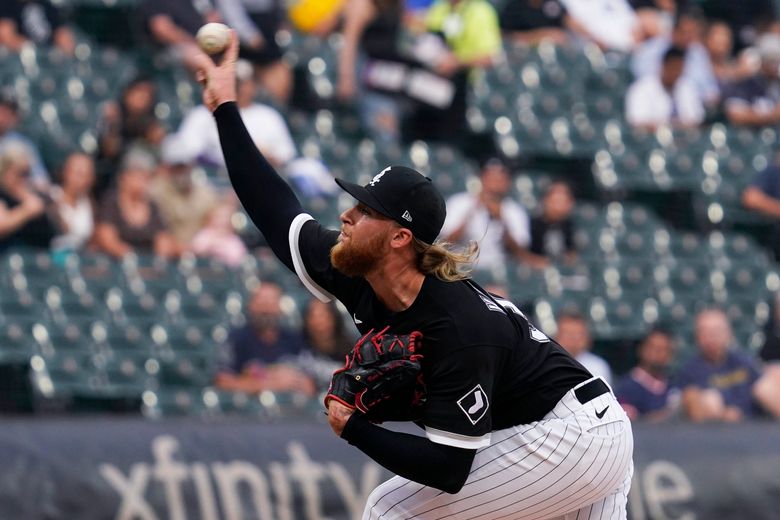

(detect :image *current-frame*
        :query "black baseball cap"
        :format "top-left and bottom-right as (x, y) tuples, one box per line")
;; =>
(335, 166), (446, 244)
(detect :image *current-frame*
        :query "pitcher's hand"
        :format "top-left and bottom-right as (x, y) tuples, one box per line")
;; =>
(193, 30), (240, 112)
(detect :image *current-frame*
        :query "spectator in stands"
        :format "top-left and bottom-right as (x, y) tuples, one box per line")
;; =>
(149, 138), (219, 251)
(616, 327), (680, 422)
(499, 0), (570, 46)
(290, 299), (355, 392)
(0, 143), (60, 252)
(741, 156), (780, 260)
(555, 311), (613, 385)
(335, 0), (408, 144)
(630, 0), (675, 41)
(97, 76), (159, 185)
(215, 283), (316, 395)
(412, 0), (502, 142)
(559, 0), (641, 52)
(50, 152), (96, 254)
(93, 156), (178, 259)
(722, 33), (780, 127)
(440, 158), (530, 274)
(191, 194), (248, 267)
(632, 8), (720, 105)
(173, 60), (296, 169)
(522, 180), (577, 269)
(138, 0), (221, 72)
(759, 292), (780, 400)
(120, 116), (168, 173)
(676, 308), (780, 422)
(698, 0), (775, 51)
(0, 90), (49, 189)
(705, 21), (758, 88)
(626, 46), (705, 130)
(214, 0), (292, 104)
(760, 292), (780, 364)
(0, 0), (75, 56)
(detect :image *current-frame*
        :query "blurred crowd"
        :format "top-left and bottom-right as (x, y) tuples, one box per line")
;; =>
(2, 0), (780, 423)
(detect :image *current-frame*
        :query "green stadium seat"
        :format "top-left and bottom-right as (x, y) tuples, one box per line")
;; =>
(654, 261), (713, 302)
(44, 286), (107, 326)
(705, 231), (770, 267)
(0, 321), (36, 364)
(0, 292), (38, 320)
(142, 387), (207, 418)
(31, 350), (96, 398)
(90, 320), (152, 353)
(659, 231), (703, 262)
(506, 265), (547, 306)
(594, 260), (655, 298)
(201, 387), (269, 417)
(534, 292), (592, 333)
(147, 350), (216, 388)
(151, 323), (212, 354)
(589, 296), (648, 341)
(104, 287), (159, 322)
(94, 350), (150, 397)
(709, 264), (771, 300)
(721, 295), (770, 332)
(32, 321), (95, 359)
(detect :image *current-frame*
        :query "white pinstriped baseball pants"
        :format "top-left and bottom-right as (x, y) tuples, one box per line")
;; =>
(362, 377), (634, 520)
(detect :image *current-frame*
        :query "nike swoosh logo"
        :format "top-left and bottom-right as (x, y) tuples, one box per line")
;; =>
(353, 314), (363, 324)
(596, 406), (609, 419)
(468, 392), (484, 414)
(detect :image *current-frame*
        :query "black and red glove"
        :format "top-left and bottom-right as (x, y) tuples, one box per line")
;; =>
(325, 326), (426, 422)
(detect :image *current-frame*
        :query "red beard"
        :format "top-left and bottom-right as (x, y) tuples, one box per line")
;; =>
(330, 229), (389, 277)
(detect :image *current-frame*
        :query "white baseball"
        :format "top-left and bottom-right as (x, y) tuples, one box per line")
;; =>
(196, 23), (230, 55)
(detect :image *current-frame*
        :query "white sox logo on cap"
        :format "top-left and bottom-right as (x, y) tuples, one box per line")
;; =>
(333, 165), (446, 244)
(369, 167), (391, 186)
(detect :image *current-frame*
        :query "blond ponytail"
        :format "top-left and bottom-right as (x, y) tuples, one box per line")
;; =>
(413, 238), (479, 282)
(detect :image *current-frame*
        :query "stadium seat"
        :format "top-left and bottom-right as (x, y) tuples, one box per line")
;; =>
(705, 231), (770, 268)
(94, 350), (150, 398)
(142, 387), (207, 418)
(32, 321), (95, 359)
(146, 350), (216, 388)
(44, 286), (107, 326)
(654, 261), (713, 302)
(589, 296), (648, 341)
(594, 260), (655, 298)
(202, 387), (269, 417)
(0, 292), (38, 320)
(534, 292), (593, 334)
(90, 320), (152, 353)
(506, 264), (547, 306)
(104, 287), (159, 322)
(0, 321), (36, 365)
(31, 350), (96, 398)
(150, 322), (215, 354)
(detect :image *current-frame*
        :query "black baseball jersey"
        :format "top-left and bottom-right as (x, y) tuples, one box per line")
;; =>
(290, 215), (592, 450)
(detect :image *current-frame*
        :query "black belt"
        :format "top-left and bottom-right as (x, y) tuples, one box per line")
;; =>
(574, 378), (610, 405)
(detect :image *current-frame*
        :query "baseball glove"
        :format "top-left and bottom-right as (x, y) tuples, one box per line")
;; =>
(325, 326), (426, 422)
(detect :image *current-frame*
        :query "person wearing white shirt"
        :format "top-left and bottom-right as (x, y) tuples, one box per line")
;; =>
(631, 10), (720, 105)
(50, 152), (95, 252)
(626, 46), (705, 129)
(559, 0), (640, 52)
(173, 60), (296, 169)
(440, 159), (530, 273)
(555, 311), (613, 386)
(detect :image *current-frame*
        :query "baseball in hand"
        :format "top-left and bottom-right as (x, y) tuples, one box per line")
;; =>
(196, 23), (231, 55)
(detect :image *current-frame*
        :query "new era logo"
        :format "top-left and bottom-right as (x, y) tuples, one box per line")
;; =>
(401, 210), (412, 222)
(457, 384), (489, 425)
